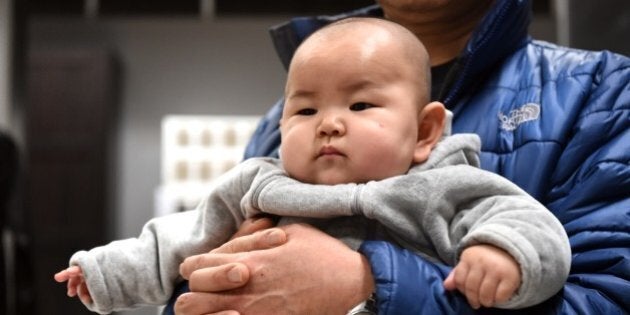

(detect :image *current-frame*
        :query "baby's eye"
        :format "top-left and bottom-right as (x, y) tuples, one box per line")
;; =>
(297, 108), (317, 116)
(349, 102), (375, 111)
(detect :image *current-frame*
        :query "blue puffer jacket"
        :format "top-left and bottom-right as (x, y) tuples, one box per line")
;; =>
(244, 1), (630, 314)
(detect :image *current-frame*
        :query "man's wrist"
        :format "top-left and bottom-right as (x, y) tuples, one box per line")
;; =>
(346, 292), (377, 315)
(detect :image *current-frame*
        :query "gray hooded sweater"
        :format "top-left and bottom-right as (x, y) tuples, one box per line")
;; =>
(70, 134), (571, 314)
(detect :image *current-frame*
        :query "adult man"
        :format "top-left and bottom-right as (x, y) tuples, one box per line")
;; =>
(173, 0), (630, 314)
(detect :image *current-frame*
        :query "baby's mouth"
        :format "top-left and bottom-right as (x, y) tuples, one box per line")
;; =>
(318, 145), (345, 157)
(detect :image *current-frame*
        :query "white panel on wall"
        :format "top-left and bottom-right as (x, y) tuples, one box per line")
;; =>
(155, 115), (260, 216)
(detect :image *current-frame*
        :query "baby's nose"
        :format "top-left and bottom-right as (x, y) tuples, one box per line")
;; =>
(317, 115), (345, 137)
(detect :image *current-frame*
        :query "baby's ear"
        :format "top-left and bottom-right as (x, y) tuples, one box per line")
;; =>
(413, 102), (446, 164)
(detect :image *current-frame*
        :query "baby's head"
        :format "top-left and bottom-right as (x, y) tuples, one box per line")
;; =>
(280, 17), (445, 185)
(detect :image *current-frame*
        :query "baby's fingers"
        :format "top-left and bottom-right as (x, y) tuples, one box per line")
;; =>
(494, 279), (519, 304)
(443, 271), (457, 291)
(449, 262), (470, 294)
(66, 266), (82, 276)
(77, 281), (93, 305)
(66, 269), (85, 297)
(463, 268), (484, 309)
(54, 266), (82, 282)
(54, 270), (70, 282)
(67, 275), (82, 297)
(478, 275), (499, 307)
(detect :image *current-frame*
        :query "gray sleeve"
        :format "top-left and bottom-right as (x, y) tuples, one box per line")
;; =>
(358, 165), (571, 309)
(243, 171), (359, 218)
(71, 210), (221, 314)
(68, 159), (274, 314)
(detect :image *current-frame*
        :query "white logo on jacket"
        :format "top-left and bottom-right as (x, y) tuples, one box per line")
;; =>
(498, 103), (540, 131)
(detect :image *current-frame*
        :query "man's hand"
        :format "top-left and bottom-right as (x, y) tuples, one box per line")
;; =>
(443, 244), (521, 309)
(176, 223), (375, 315)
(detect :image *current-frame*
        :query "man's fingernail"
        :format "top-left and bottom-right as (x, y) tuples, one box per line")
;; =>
(265, 230), (284, 245)
(227, 266), (243, 283)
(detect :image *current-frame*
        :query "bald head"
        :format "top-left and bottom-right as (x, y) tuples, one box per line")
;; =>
(289, 17), (432, 104)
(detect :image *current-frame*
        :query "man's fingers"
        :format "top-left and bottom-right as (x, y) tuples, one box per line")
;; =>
(180, 228), (286, 279)
(212, 228), (287, 254)
(180, 252), (241, 280)
(175, 292), (240, 315)
(189, 263), (250, 292)
(231, 215), (277, 240)
(180, 226), (286, 279)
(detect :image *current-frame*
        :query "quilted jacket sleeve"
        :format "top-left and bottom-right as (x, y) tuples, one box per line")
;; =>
(360, 241), (476, 315)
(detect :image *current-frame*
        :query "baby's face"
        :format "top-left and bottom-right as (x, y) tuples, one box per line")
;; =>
(280, 27), (424, 185)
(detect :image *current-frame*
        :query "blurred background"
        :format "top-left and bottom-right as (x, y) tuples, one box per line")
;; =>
(0, 0), (628, 314)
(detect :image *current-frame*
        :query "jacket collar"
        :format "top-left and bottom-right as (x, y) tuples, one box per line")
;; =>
(443, 0), (531, 105)
(269, 0), (531, 106)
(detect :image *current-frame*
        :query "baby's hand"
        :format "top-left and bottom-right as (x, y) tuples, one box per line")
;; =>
(54, 266), (92, 305)
(443, 244), (521, 309)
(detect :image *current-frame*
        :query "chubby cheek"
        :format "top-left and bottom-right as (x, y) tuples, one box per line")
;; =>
(355, 124), (416, 177)
(280, 131), (312, 181)
(358, 147), (412, 179)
